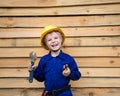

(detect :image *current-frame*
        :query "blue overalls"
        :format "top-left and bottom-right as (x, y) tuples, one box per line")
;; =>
(34, 50), (81, 96)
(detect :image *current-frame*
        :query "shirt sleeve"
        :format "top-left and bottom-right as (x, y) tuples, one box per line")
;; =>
(33, 58), (45, 82)
(68, 57), (81, 80)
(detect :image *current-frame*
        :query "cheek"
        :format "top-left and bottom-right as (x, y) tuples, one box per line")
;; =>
(59, 38), (63, 44)
(58, 35), (63, 43)
(46, 41), (50, 46)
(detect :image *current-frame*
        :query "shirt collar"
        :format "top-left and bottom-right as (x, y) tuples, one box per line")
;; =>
(45, 50), (65, 61)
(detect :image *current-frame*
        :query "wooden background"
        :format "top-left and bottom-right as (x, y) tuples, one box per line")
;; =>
(0, 0), (120, 96)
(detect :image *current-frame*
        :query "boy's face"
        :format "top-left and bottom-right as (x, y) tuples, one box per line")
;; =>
(44, 32), (62, 52)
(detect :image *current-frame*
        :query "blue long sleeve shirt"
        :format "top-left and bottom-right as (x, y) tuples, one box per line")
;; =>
(33, 50), (81, 95)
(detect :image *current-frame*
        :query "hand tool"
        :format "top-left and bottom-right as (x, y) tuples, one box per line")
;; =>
(29, 51), (37, 83)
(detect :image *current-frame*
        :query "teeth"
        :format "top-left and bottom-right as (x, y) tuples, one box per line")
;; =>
(52, 44), (57, 47)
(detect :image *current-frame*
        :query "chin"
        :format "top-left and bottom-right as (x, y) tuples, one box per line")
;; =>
(52, 49), (59, 52)
(51, 47), (61, 52)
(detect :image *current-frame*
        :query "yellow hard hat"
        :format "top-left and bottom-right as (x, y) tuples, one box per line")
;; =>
(40, 25), (65, 50)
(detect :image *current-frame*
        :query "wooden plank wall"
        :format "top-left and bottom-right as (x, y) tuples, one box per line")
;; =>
(0, 0), (120, 96)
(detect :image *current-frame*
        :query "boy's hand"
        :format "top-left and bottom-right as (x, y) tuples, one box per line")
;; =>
(62, 64), (71, 77)
(28, 63), (37, 72)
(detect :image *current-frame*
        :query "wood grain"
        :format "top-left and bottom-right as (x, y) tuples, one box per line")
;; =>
(0, 78), (120, 88)
(0, 88), (120, 96)
(0, 57), (120, 68)
(0, 0), (119, 7)
(1, 37), (120, 47)
(0, 47), (120, 57)
(0, 4), (119, 16)
(0, 26), (120, 38)
(0, 68), (119, 77)
(0, 15), (119, 27)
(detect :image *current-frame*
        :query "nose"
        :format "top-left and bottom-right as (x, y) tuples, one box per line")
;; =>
(51, 38), (56, 43)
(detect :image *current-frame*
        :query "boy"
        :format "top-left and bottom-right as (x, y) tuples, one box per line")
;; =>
(28, 25), (81, 96)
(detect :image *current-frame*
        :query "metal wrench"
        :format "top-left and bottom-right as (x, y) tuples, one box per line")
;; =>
(29, 51), (37, 83)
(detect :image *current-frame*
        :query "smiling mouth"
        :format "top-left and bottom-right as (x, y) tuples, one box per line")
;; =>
(51, 44), (58, 48)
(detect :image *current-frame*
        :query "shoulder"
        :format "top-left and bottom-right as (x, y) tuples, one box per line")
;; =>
(38, 53), (51, 67)
(61, 51), (77, 65)
(62, 51), (74, 60)
(38, 52), (51, 64)
(40, 53), (50, 61)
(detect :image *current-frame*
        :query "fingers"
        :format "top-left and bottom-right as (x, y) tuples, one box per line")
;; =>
(63, 64), (68, 70)
(28, 63), (37, 71)
(62, 64), (71, 77)
(65, 64), (68, 69)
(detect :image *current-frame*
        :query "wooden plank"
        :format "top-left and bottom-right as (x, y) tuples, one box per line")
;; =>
(76, 58), (120, 68)
(0, 26), (120, 38)
(70, 78), (120, 88)
(0, 15), (120, 27)
(0, 88), (120, 96)
(1, 36), (120, 47)
(72, 88), (120, 96)
(80, 68), (120, 77)
(0, 0), (119, 7)
(0, 58), (120, 68)
(0, 4), (120, 16)
(0, 47), (120, 57)
(0, 78), (120, 88)
(0, 68), (119, 78)
(0, 68), (28, 77)
(0, 78), (44, 88)
(0, 88), (42, 96)
(0, 58), (39, 67)
(65, 37), (120, 47)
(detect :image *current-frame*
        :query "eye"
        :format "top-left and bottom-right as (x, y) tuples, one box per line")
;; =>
(54, 36), (58, 39)
(47, 39), (52, 41)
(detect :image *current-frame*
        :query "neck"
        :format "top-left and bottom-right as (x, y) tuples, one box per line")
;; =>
(51, 50), (61, 57)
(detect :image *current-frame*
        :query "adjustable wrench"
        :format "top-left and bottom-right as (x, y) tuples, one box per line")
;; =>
(29, 51), (37, 83)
